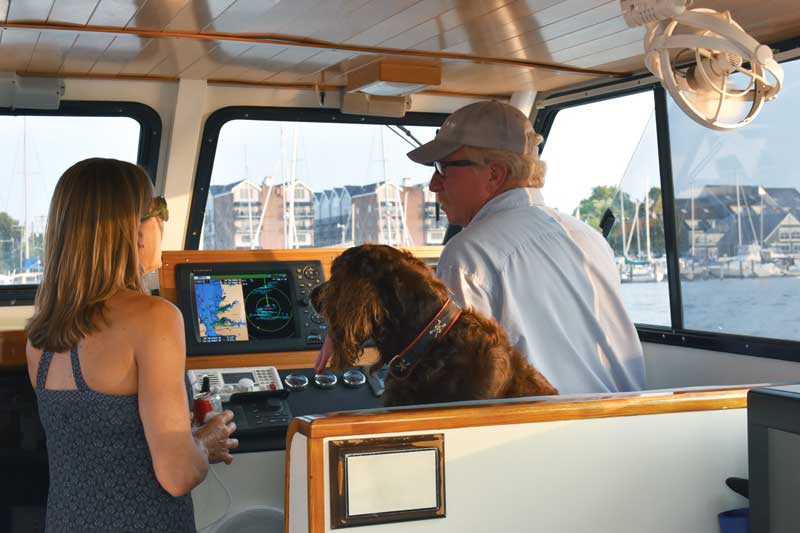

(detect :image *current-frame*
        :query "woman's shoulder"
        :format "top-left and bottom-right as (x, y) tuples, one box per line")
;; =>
(109, 290), (183, 328)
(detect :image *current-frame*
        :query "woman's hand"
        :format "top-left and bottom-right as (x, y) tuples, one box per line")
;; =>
(194, 410), (239, 465)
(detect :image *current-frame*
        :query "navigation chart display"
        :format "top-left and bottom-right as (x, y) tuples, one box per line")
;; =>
(192, 272), (296, 343)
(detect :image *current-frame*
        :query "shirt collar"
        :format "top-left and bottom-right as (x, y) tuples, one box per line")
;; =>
(469, 187), (546, 226)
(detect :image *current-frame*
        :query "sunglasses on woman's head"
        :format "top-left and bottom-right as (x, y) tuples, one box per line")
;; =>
(141, 196), (169, 222)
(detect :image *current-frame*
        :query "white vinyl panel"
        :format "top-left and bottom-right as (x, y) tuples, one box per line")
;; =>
(0, 28), (40, 72)
(265, 49), (353, 84)
(47, 0), (100, 25)
(309, 0), (420, 43)
(0, 1), (8, 23)
(147, 39), (215, 77)
(246, 45), (329, 83)
(87, 0), (147, 27)
(118, 37), (176, 76)
(59, 32), (116, 73)
(546, 25), (644, 65)
(375, 0), (522, 50)
(288, 434), (309, 533)
(164, 0), (237, 32)
(206, 0), (319, 34)
(206, 42), (287, 81)
(6, 0), (54, 21)
(126, 0), (191, 30)
(345, 0), (457, 46)
(409, 0), (566, 53)
(88, 34), (149, 75)
(179, 40), (252, 79)
(25, 28), (78, 73)
(273, 0), (373, 40)
(443, 1), (621, 57)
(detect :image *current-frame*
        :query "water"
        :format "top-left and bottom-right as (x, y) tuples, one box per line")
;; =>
(620, 277), (800, 341)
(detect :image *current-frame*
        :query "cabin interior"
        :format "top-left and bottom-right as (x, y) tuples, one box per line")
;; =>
(2, 1), (800, 532)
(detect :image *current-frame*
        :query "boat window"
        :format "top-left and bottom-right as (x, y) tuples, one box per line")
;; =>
(541, 90), (669, 327)
(668, 58), (800, 341)
(0, 102), (160, 304)
(196, 113), (443, 251)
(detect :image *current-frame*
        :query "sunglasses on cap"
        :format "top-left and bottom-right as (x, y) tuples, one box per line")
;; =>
(433, 159), (478, 177)
(141, 196), (169, 222)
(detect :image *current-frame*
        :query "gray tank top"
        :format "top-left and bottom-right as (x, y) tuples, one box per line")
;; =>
(35, 346), (196, 532)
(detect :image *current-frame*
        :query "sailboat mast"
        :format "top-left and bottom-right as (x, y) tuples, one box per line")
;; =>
(645, 178), (651, 261)
(690, 180), (695, 257)
(379, 128), (392, 245)
(23, 117), (29, 265)
(620, 192), (627, 257)
(736, 173), (742, 248)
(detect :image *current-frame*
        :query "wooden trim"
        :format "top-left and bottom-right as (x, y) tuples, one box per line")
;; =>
(0, 330), (27, 368)
(284, 419), (300, 533)
(1, 21), (628, 78)
(293, 386), (752, 440)
(308, 437), (326, 533)
(328, 434), (445, 529)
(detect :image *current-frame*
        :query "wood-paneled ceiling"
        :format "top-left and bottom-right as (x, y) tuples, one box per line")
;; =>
(0, 0), (798, 97)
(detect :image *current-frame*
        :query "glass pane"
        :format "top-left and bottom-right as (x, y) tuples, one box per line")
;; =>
(542, 91), (669, 326)
(0, 116), (141, 286)
(202, 120), (443, 250)
(669, 58), (800, 340)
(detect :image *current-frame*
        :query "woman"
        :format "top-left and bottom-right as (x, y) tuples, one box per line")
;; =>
(25, 158), (237, 532)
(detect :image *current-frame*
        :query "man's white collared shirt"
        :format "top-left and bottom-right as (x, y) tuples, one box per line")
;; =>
(436, 187), (646, 394)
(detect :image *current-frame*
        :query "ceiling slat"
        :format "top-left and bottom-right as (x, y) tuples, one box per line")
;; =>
(179, 41), (252, 79)
(59, 32), (117, 73)
(165, 0), (237, 32)
(309, 0), (420, 43)
(0, 1), (10, 23)
(89, 34), (148, 75)
(148, 39), (215, 77)
(7, 0), (54, 21)
(87, 0), (147, 27)
(207, 0), (319, 34)
(127, 0), (192, 31)
(25, 27), (77, 73)
(206, 42), (288, 81)
(48, 0), (100, 25)
(0, 28), (40, 72)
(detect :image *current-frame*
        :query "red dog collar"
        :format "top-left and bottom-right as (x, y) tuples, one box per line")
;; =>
(387, 297), (462, 380)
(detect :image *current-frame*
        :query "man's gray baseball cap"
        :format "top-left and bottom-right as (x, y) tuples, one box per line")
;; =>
(407, 100), (536, 165)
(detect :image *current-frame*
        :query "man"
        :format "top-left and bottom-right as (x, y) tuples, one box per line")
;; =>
(407, 101), (645, 394)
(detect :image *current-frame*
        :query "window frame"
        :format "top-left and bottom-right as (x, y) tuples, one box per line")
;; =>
(536, 73), (800, 364)
(186, 106), (448, 250)
(0, 100), (162, 306)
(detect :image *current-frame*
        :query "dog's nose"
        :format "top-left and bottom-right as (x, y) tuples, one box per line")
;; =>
(310, 282), (325, 314)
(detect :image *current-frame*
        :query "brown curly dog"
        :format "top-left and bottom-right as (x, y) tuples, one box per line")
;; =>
(310, 244), (557, 406)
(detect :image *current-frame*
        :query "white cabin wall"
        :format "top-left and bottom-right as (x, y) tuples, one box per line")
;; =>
(294, 409), (748, 533)
(643, 341), (800, 389)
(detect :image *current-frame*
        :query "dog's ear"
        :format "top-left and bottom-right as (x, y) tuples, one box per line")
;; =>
(330, 278), (384, 369)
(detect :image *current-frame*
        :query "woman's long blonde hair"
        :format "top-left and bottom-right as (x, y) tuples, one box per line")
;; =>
(26, 158), (154, 352)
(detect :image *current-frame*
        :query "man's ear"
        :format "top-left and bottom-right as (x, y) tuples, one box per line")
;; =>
(486, 160), (510, 193)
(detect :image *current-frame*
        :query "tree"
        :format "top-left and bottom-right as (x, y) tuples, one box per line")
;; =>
(576, 186), (666, 258)
(0, 212), (20, 274)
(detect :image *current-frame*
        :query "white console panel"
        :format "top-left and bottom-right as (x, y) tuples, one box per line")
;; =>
(188, 366), (283, 401)
(192, 450), (285, 533)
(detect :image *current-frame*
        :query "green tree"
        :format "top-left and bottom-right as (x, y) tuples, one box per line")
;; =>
(0, 212), (20, 274)
(576, 186), (666, 258)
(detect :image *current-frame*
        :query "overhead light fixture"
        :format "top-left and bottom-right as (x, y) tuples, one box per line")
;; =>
(346, 57), (442, 96)
(0, 72), (64, 110)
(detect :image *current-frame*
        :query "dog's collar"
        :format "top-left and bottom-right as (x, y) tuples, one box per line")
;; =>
(387, 297), (462, 380)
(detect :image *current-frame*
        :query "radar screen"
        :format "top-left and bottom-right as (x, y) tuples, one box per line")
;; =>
(192, 271), (296, 343)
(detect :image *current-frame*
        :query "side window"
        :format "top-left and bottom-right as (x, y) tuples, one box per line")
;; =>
(0, 113), (143, 291)
(669, 58), (800, 341)
(541, 90), (669, 326)
(200, 118), (444, 250)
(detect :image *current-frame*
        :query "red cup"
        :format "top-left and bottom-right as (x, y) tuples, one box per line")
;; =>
(193, 397), (213, 426)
